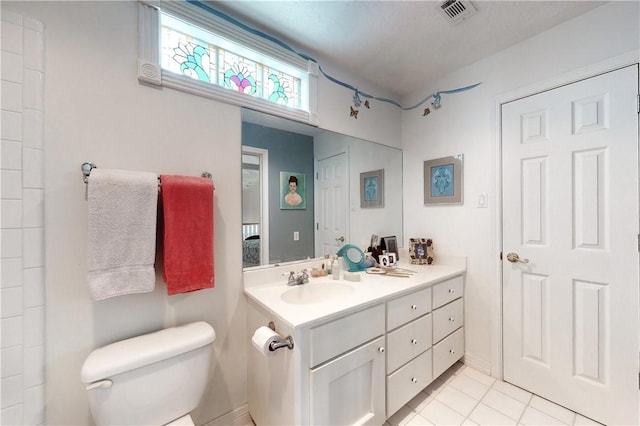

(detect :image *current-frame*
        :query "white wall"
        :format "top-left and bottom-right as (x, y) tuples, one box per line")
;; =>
(0, 1), (400, 425)
(401, 2), (640, 371)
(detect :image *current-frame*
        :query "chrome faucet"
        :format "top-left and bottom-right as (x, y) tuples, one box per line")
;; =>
(286, 269), (309, 286)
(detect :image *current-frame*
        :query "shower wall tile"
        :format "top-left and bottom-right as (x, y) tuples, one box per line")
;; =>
(22, 109), (43, 149)
(1, 404), (24, 426)
(1, 346), (23, 378)
(1, 258), (22, 288)
(22, 228), (43, 268)
(1, 374), (22, 408)
(22, 148), (43, 188)
(1, 170), (22, 199)
(1, 199), (22, 228)
(1, 316), (23, 348)
(1, 140), (22, 170)
(23, 306), (44, 348)
(23, 346), (44, 388)
(22, 69), (43, 111)
(23, 267), (44, 308)
(22, 189), (43, 228)
(23, 384), (44, 425)
(1, 287), (23, 318)
(1, 19), (23, 55)
(1, 51), (23, 83)
(1, 228), (22, 258)
(2, 80), (22, 112)
(1, 12), (45, 425)
(1, 110), (22, 141)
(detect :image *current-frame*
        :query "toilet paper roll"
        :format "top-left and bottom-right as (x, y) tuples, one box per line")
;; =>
(252, 326), (280, 357)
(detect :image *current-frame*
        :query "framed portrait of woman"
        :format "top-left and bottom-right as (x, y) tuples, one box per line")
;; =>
(280, 172), (306, 209)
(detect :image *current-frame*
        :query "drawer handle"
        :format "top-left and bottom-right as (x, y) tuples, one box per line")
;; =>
(411, 339), (418, 345)
(411, 377), (418, 384)
(411, 304), (417, 310)
(378, 347), (385, 353)
(449, 317), (455, 322)
(449, 349), (455, 355)
(448, 289), (455, 294)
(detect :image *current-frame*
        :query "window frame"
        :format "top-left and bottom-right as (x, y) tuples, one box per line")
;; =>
(138, 1), (319, 125)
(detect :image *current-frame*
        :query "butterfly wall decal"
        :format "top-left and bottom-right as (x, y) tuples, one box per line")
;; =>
(350, 106), (359, 119)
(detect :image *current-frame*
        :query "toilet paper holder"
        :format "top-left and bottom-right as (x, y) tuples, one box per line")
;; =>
(267, 321), (294, 351)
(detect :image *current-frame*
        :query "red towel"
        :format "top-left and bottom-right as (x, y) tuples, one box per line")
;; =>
(160, 175), (214, 295)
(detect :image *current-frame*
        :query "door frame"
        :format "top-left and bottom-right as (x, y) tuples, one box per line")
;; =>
(489, 50), (640, 379)
(242, 145), (270, 266)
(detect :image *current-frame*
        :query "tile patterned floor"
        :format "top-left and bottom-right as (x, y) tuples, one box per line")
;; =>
(385, 363), (603, 426)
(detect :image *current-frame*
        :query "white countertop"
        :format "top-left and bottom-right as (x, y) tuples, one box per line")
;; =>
(244, 258), (466, 329)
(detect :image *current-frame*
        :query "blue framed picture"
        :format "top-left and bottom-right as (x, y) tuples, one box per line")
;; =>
(424, 155), (463, 205)
(360, 169), (384, 208)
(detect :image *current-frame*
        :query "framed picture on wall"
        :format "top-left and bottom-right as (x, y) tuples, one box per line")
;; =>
(424, 154), (463, 205)
(280, 172), (306, 209)
(360, 169), (384, 208)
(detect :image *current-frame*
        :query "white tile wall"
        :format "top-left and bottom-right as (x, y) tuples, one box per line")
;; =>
(0, 11), (46, 426)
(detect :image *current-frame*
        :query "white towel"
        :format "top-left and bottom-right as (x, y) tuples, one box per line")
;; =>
(87, 168), (158, 300)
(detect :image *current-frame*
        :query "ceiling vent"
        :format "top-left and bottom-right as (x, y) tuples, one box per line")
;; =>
(437, 0), (477, 24)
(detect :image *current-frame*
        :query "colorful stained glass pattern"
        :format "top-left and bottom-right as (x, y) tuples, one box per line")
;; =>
(160, 18), (302, 109)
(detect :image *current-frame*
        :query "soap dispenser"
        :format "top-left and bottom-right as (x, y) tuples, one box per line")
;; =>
(332, 256), (341, 280)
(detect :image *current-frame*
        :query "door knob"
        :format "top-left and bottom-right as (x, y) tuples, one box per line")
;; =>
(336, 236), (345, 243)
(506, 252), (529, 264)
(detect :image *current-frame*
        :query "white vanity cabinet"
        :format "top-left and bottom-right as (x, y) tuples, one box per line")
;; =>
(309, 304), (386, 426)
(431, 276), (464, 378)
(385, 287), (433, 416)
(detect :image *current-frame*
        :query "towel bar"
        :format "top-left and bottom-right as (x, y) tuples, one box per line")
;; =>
(81, 162), (212, 185)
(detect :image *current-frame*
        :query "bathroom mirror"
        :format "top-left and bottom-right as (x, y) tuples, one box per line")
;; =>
(241, 109), (403, 269)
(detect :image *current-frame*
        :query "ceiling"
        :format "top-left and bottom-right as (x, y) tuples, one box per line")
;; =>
(208, 1), (606, 99)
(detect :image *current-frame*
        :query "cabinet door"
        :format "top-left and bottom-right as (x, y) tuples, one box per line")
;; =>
(311, 336), (385, 425)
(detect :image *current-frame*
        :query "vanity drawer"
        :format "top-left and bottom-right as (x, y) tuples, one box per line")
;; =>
(310, 304), (385, 367)
(386, 349), (433, 417)
(433, 327), (464, 379)
(432, 276), (463, 309)
(433, 298), (463, 343)
(387, 287), (431, 331)
(386, 314), (431, 373)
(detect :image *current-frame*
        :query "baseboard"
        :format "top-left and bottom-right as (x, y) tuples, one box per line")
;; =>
(202, 405), (253, 426)
(462, 353), (492, 376)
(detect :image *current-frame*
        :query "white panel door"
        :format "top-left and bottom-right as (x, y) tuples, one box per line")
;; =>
(502, 65), (639, 425)
(316, 153), (348, 257)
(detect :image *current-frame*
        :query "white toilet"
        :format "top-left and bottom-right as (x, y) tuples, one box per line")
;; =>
(81, 321), (216, 426)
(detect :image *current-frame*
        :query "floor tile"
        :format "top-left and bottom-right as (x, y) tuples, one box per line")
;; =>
(434, 385), (479, 417)
(573, 413), (603, 425)
(520, 406), (569, 425)
(490, 380), (532, 405)
(419, 399), (466, 425)
(447, 373), (491, 400)
(529, 395), (575, 424)
(405, 413), (434, 426)
(480, 388), (526, 421)
(459, 366), (496, 387)
(387, 405), (417, 426)
(406, 391), (434, 413)
(468, 402), (517, 425)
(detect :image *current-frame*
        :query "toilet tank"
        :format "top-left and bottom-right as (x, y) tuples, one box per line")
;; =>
(81, 322), (216, 426)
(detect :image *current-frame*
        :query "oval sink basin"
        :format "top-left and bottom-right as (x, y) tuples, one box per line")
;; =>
(280, 282), (355, 305)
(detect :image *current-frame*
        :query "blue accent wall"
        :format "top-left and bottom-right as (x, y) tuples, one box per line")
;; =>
(242, 122), (315, 263)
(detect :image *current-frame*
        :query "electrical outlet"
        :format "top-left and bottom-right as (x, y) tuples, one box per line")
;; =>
(294, 231), (299, 241)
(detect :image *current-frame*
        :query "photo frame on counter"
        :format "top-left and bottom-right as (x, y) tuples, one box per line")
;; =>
(409, 238), (433, 265)
(424, 154), (463, 205)
(280, 172), (306, 209)
(381, 236), (398, 260)
(360, 169), (384, 208)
